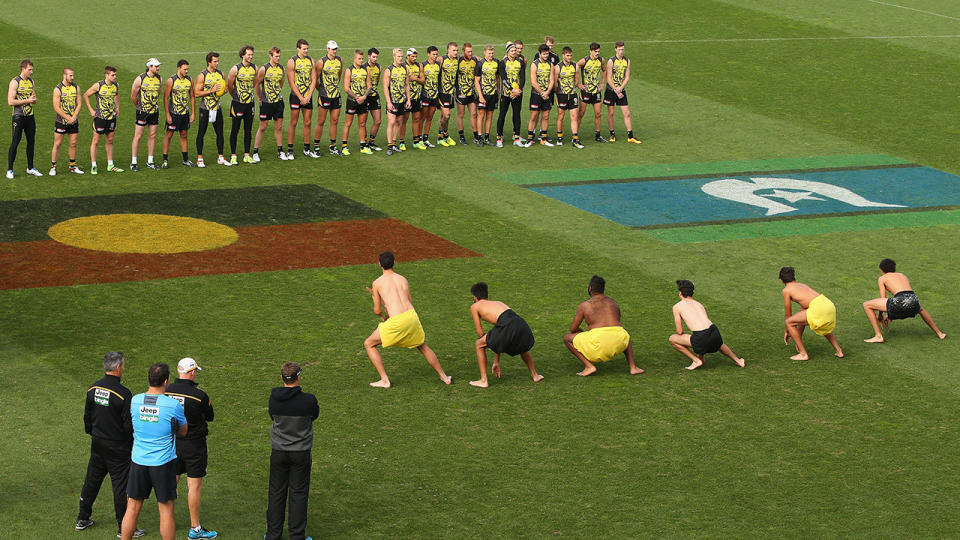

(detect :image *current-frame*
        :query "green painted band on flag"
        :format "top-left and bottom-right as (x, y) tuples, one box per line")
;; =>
(0, 184), (385, 243)
(495, 154), (913, 186)
(646, 208), (960, 243)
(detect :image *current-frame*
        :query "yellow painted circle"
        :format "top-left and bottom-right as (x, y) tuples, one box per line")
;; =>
(48, 214), (239, 254)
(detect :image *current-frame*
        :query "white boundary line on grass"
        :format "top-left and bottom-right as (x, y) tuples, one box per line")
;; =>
(867, 0), (960, 22)
(3, 35), (960, 61)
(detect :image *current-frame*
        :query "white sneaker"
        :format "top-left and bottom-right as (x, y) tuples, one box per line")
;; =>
(286, 152), (295, 160)
(251, 153), (261, 163)
(69, 166), (85, 174)
(514, 138), (526, 147)
(217, 156), (232, 166)
(495, 138), (503, 148)
(197, 158), (206, 168)
(26, 168), (43, 176)
(6, 169), (13, 179)
(49, 167), (57, 176)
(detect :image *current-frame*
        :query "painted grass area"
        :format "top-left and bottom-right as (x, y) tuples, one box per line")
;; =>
(2, 1), (960, 539)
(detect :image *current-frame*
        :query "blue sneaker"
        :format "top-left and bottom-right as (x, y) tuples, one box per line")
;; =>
(188, 525), (218, 538)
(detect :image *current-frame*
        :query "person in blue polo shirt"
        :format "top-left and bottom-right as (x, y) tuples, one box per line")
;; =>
(120, 363), (187, 540)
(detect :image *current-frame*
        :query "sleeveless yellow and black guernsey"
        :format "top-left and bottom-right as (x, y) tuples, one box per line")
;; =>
(533, 59), (551, 92)
(422, 61), (440, 99)
(557, 61), (577, 94)
(348, 65), (367, 99)
(407, 61), (422, 101)
(261, 62), (284, 104)
(13, 76), (34, 116)
(367, 62), (381, 98)
(610, 56), (629, 88)
(201, 69), (225, 110)
(291, 54), (314, 97)
(55, 81), (78, 124)
(581, 56), (604, 94)
(168, 75), (192, 115)
(318, 56), (342, 99)
(476, 58), (499, 96)
(137, 72), (161, 113)
(387, 63), (407, 104)
(95, 80), (119, 120)
(440, 56), (458, 95)
(499, 56), (524, 95)
(457, 55), (477, 97)
(233, 63), (257, 104)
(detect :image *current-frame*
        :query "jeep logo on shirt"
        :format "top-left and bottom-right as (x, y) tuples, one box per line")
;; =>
(139, 405), (160, 423)
(95, 388), (110, 407)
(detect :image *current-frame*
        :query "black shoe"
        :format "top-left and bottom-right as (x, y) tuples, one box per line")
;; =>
(595, 135), (608, 143)
(459, 135), (467, 145)
(145, 162), (159, 170)
(129, 163), (139, 172)
(75, 519), (94, 531)
(182, 160), (196, 167)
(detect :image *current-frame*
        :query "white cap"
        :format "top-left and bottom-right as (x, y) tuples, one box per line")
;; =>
(177, 357), (202, 373)
(326, 40), (339, 49)
(146, 58), (162, 67)
(406, 47), (417, 56)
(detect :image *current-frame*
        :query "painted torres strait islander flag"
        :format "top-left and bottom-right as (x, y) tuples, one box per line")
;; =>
(0, 184), (478, 290)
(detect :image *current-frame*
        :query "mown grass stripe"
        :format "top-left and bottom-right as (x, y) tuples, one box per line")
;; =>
(646, 208), (960, 243)
(496, 154), (912, 185)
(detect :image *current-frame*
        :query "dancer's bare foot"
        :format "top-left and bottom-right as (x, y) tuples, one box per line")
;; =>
(790, 353), (809, 361)
(577, 366), (597, 377)
(532, 373), (544, 383)
(441, 375), (453, 385)
(469, 379), (488, 388)
(370, 379), (391, 388)
(835, 351), (844, 358)
(864, 335), (884, 343)
(938, 332), (947, 340)
(685, 358), (703, 370)
(735, 357), (745, 368)
(630, 366), (645, 375)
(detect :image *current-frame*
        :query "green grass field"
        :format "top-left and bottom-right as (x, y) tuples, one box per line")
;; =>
(3, 1), (960, 537)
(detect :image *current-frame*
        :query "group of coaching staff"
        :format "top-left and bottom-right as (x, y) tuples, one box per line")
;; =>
(78, 353), (319, 540)
(7, 37), (641, 177)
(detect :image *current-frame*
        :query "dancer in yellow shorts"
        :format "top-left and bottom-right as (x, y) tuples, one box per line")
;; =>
(779, 266), (843, 361)
(363, 251), (451, 388)
(563, 275), (644, 376)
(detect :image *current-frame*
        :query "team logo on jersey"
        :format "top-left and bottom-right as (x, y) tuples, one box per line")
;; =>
(139, 405), (160, 422)
(95, 388), (110, 406)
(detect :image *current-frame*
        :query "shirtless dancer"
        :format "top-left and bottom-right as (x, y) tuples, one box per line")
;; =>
(468, 282), (544, 388)
(563, 275), (644, 376)
(669, 279), (745, 370)
(780, 266), (844, 361)
(862, 258), (946, 343)
(363, 251), (451, 388)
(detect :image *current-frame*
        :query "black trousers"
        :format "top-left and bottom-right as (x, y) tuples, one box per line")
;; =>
(196, 108), (224, 155)
(77, 437), (132, 528)
(8, 114), (36, 170)
(229, 112), (253, 154)
(266, 449), (312, 540)
(496, 96), (522, 138)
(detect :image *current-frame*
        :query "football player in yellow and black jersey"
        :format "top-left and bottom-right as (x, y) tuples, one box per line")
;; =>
(7, 59), (40, 179)
(313, 40), (344, 156)
(227, 45), (257, 164)
(161, 59), (196, 168)
(51, 67), (83, 175)
(403, 48), (424, 151)
(382, 48), (410, 156)
(286, 39), (316, 159)
(436, 42), (459, 146)
(526, 45), (555, 147)
(130, 58), (162, 171)
(578, 43), (607, 143)
(342, 49), (372, 155)
(418, 45), (441, 148)
(364, 48), (383, 151)
(496, 42), (526, 147)
(473, 45), (500, 146)
(544, 36), (560, 67)
(553, 47), (583, 148)
(605, 40), (640, 144)
(194, 52), (229, 167)
(254, 46), (286, 162)
(83, 66), (123, 175)
(456, 43), (479, 145)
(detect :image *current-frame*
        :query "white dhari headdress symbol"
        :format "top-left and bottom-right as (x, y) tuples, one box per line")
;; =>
(700, 177), (905, 216)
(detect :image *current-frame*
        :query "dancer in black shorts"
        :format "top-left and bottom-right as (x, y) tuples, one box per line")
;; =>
(469, 282), (544, 388)
(669, 280), (745, 370)
(862, 258), (946, 343)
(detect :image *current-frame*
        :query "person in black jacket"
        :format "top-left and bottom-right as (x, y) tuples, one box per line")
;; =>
(266, 361), (319, 540)
(75, 351), (145, 538)
(165, 357), (218, 539)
